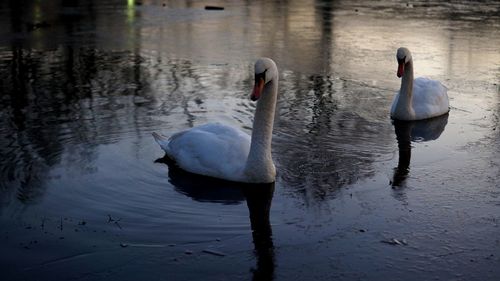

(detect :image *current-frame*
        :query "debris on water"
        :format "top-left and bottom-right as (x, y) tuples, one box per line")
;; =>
(202, 249), (226, 257)
(184, 250), (193, 255)
(215, 238), (221, 242)
(359, 229), (367, 233)
(107, 215), (123, 229)
(120, 243), (129, 248)
(127, 243), (166, 248)
(381, 238), (407, 245)
(78, 220), (86, 226)
(381, 238), (400, 245)
(168, 244), (176, 247)
(205, 6), (224, 10)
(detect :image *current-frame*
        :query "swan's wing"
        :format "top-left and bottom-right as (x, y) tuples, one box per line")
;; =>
(166, 123), (251, 181)
(153, 124), (227, 153)
(390, 92), (400, 116)
(412, 77), (449, 119)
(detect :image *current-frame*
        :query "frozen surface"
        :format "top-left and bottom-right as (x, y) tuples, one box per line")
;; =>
(0, 0), (499, 280)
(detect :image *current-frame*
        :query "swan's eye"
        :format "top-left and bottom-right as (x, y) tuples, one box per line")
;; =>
(255, 69), (267, 83)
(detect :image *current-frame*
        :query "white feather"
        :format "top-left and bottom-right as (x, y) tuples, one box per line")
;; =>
(158, 123), (251, 181)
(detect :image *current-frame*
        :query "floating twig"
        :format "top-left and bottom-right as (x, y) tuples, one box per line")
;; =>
(107, 215), (122, 223)
(202, 249), (226, 257)
(107, 215), (123, 229)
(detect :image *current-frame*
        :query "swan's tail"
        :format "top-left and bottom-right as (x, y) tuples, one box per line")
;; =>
(152, 132), (168, 142)
(152, 132), (170, 152)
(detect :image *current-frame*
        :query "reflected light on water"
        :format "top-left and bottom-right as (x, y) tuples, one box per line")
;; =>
(127, 0), (136, 24)
(0, 1), (499, 280)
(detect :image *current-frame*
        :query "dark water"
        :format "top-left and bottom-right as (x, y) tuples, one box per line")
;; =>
(0, 0), (499, 280)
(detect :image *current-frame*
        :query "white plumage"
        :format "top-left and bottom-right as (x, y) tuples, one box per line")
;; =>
(153, 124), (251, 182)
(390, 48), (449, 121)
(391, 77), (449, 120)
(153, 58), (279, 183)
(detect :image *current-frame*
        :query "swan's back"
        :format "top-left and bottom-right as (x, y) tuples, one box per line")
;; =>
(162, 123), (251, 181)
(412, 77), (449, 120)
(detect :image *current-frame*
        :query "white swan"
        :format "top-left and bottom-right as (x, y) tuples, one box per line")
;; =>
(153, 58), (278, 183)
(390, 47), (449, 121)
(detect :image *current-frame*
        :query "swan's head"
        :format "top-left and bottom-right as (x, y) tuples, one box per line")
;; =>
(396, 47), (412, 78)
(251, 58), (278, 101)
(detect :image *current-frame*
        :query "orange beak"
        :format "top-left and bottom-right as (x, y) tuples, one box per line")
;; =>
(397, 63), (404, 78)
(251, 78), (265, 101)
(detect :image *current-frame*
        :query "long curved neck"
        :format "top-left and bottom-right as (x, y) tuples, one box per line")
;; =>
(244, 78), (278, 181)
(395, 60), (414, 119)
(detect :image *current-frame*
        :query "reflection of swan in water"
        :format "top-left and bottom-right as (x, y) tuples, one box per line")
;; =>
(391, 114), (449, 187)
(243, 184), (275, 281)
(155, 156), (275, 280)
(158, 156), (246, 204)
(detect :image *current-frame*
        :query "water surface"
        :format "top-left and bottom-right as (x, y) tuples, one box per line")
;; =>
(0, 1), (499, 280)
